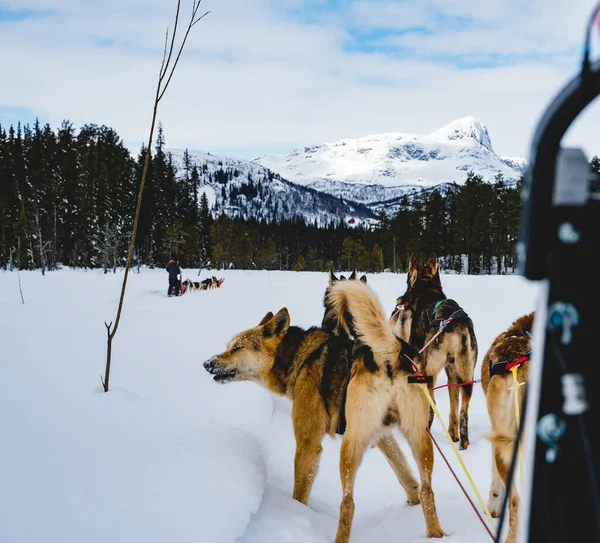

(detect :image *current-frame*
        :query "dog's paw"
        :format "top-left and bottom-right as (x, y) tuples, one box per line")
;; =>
(426, 528), (447, 538)
(488, 495), (504, 518)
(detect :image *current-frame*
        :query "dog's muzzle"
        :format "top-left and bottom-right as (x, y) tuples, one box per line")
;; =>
(203, 357), (217, 372)
(203, 356), (237, 383)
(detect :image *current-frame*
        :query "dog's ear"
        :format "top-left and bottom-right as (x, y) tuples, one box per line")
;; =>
(409, 269), (418, 287)
(426, 253), (438, 274)
(349, 269), (357, 280)
(329, 269), (338, 284)
(359, 274), (367, 283)
(258, 311), (274, 326)
(263, 308), (290, 337)
(409, 254), (418, 273)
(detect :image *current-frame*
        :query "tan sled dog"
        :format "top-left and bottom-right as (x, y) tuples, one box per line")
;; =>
(204, 285), (445, 542)
(324, 279), (445, 541)
(481, 311), (533, 543)
(390, 254), (478, 450)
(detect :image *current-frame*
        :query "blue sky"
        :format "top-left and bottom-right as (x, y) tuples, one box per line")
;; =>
(0, 6), (49, 22)
(0, 0), (599, 160)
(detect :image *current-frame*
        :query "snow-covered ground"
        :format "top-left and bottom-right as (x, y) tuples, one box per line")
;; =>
(0, 267), (543, 543)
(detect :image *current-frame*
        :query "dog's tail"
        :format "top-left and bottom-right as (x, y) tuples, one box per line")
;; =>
(326, 279), (400, 357)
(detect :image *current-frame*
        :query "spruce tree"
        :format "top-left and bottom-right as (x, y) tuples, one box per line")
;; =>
(198, 190), (212, 266)
(13, 202), (34, 270)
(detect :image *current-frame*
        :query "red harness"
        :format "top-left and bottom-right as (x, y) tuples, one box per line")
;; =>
(489, 352), (530, 376)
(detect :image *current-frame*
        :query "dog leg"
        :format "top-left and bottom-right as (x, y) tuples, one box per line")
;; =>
(488, 451), (505, 518)
(334, 380), (388, 543)
(377, 434), (420, 505)
(292, 438), (323, 505)
(291, 391), (326, 505)
(458, 379), (473, 450)
(406, 429), (445, 538)
(334, 432), (370, 543)
(494, 446), (519, 543)
(446, 368), (460, 444)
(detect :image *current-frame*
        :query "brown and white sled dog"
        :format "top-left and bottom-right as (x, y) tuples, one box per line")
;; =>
(390, 254), (478, 450)
(204, 281), (446, 542)
(481, 311), (533, 543)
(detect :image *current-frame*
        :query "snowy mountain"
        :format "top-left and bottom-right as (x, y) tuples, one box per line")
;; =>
(146, 148), (375, 226)
(253, 117), (528, 208)
(137, 117), (527, 224)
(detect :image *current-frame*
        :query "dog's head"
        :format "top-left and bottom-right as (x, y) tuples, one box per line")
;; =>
(217, 278), (224, 288)
(203, 308), (290, 384)
(389, 295), (414, 340)
(407, 253), (442, 293)
(328, 268), (367, 286)
(328, 269), (345, 284)
(323, 269), (367, 336)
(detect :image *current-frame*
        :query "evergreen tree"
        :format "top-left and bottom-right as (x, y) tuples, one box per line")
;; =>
(256, 237), (278, 270)
(13, 202), (34, 269)
(341, 237), (354, 270)
(160, 222), (188, 262)
(370, 243), (384, 272)
(305, 246), (322, 271)
(210, 213), (234, 268)
(291, 254), (305, 271)
(198, 190), (212, 266)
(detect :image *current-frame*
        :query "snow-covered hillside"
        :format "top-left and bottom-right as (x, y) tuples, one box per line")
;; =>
(166, 148), (375, 226)
(254, 117), (528, 206)
(128, 146), (374, 226)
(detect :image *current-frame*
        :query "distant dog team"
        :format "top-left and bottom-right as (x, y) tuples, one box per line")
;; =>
(183, 276), (224, 292)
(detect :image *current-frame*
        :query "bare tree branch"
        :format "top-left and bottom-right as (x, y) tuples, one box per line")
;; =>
(102, 1), (210, 393)
(17, 271), (25, 304)
(158, 1), (210, 102)
(159, 28), (170, 77)
(190, 12), (209, 28)
(159, 0), (182, 82)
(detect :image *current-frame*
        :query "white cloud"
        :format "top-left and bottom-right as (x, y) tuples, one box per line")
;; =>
(0, 0), (599, 162)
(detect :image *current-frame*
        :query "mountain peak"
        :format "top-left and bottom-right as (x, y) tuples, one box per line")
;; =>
(432, 116), (493, 151)
(253, 117), (526, 214)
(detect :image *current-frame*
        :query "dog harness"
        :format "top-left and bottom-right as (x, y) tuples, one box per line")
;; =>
(428, 299), (468, 330)
(489, 351), (531, 377)
(389, 300), (409, 320)
(335, 340), (361, 436)
(337, 375), (351, 435)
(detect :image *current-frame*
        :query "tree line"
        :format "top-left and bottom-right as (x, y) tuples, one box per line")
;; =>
(1, 120), (598, 274)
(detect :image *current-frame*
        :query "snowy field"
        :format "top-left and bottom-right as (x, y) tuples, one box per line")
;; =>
(0, 267), (543, 543)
